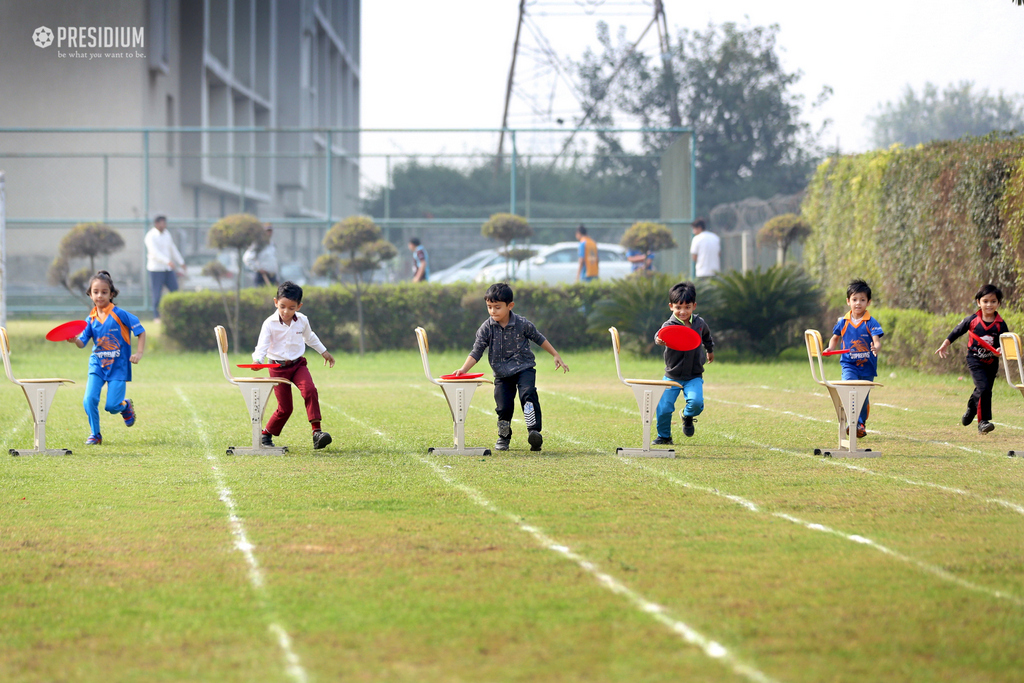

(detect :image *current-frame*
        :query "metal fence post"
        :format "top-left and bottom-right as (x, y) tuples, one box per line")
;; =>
(326, 130), (333, 223)
(0, 170), (6, 328)
(510, 129), (517, 215)
(142, 130), (150, 315)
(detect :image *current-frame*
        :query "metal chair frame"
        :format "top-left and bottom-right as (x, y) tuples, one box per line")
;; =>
(216, 325), (293, 455)
(609, 327), (681, 458)
(415, 327), (492, 456)
(804, 329), (883, 458)
(1, 326), (75, 456)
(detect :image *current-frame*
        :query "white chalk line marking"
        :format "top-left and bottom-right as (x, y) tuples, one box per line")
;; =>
(621, 457), (1024, 607)
(336, 408), (778, 683)
(542, 389), (1024, 518)
(175, 387), (308, 683)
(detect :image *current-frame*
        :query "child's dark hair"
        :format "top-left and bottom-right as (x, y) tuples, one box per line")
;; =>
(485, 282), (514, 304)
(669, 281), (696, 305)
(276, 280), (303, 303)
(409, 237), (421, 246)
(847, 279), (872, 300)
(87, 270), (119, 300)
(975, 283), (1004, 303)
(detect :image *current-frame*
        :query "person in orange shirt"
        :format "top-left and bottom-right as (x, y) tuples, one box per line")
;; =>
(575, 224), (599, 282)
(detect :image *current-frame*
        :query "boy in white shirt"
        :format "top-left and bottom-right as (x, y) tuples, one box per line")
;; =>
(252, 281), (336, 449)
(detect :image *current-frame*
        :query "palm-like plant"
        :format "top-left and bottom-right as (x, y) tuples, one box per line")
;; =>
(587, 272), (679, 354)
(704, 265), (822, 357)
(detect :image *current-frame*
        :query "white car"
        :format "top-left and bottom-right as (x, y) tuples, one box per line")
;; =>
(430, 248), (505, 284)
(474, 242), (632, 285)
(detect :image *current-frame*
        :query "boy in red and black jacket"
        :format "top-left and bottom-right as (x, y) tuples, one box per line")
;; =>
(936, 284), (1009, 434)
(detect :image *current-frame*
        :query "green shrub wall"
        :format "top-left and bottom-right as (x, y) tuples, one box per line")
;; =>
(803, 134), (1024, 313)
(161, 281), (621, 353)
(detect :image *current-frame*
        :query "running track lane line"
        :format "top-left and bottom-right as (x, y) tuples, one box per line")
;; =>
(329, 405), (779, 683)
(540, 389), (1024, 518)
(618, 457), (1024, 608)
(176, 387), (308, 683)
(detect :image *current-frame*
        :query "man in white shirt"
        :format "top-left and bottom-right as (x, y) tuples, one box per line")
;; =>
(144, 215), (186, 321)
(243, 223), (279, 287)
(689, 218), (721, 278)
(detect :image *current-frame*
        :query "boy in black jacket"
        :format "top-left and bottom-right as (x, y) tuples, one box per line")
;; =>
(653, 281), (714, 444)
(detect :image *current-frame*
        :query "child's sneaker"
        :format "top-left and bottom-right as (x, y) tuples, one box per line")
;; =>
(653, 436), (674, 445)
(979, 420), (995, 434)
(261, 432), (275, 447)
(682, 416), (696, 437)
(312, 430), (332, 449)
(856, 423), (867, 438)
(85, 434), (102, 445)
(962, 407), (975, 426)
(495, 420), (512, 451)
(121, 398), (136, 427)
(528, 430), (543, 451)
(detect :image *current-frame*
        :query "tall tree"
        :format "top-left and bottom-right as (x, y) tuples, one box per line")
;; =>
(574, 21), (824, 214)
(869, 81), (1024, 148)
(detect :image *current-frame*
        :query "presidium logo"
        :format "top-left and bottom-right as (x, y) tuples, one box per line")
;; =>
(32, 26), (54, 48)
(32, 25), (145, 59)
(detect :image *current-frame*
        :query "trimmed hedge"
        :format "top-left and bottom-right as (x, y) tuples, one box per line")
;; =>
(161, 281), (622, 353)
(803, 134), (1024, 313)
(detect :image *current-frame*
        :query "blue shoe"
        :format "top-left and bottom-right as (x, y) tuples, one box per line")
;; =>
(85, 434), (102, 445)
(121, 398), (136, 427)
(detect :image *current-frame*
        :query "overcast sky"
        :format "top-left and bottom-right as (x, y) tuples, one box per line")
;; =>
(360, 0), (1024, 187)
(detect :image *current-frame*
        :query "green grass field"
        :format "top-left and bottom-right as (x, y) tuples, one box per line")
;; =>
(3, 320), (1024, 682)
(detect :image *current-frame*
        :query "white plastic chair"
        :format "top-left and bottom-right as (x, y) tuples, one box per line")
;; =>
(1, 326), (75, 456)
(804, 329), (883, 458)
(999, 332), (1024, 457)
(609, 327), (682, 458)
(216, 325), (293, 455)
(415, 326), (493, 456)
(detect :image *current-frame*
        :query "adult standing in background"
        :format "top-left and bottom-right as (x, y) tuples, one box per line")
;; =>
(144, 215), (185, 322)
(409, 237), (429, 282)
(243, 223), (279, 287)
(689, 218), (721, 278)
(575, 224), (599, 282)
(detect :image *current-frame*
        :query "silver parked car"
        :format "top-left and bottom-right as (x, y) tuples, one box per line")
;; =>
(474, 242), (631, 284)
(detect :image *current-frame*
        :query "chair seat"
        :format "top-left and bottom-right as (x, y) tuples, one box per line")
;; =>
(17, 378), (76, 384)
(625, 378), (683, 388)
(830, 380), (883, 387)
(233, 377), (293, 385)
(437, 378), (493, 384)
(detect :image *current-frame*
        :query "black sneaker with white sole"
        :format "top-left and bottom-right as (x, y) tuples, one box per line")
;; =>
(653, 436), (674, 445)
(979, 421), (995, 434)
(962, 406), (975, 426)
(261, 433), (274, 447)
(313, 430), (332, 449)
(682, 416), (696, 437)
(528, 430), (543, 451)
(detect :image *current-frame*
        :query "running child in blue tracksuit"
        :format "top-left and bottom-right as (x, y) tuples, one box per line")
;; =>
(68, 270), (146, 445)
(826, 279), (883, 438)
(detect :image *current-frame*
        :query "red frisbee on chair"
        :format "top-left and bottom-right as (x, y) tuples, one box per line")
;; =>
(237, 363), (282, 369)
(45, 320), (87, 342)
(656, 325), (702, 352)
(440, 372), (484, 380)
(822, 348), (851, 356)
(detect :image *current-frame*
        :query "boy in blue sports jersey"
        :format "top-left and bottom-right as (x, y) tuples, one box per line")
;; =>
(69, 271), (146, 445)
(826, 279), (883, 438)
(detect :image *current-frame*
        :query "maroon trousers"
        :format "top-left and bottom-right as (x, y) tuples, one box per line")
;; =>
(266, 357), (321, 435)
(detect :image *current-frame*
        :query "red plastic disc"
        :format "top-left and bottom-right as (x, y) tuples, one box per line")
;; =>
(45, 320), (87, 342)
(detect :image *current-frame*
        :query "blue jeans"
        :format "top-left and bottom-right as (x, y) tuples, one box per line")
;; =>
(841, 365), (875, 425)
(84, 374), (127, 437)
(149, 270), (179, 318)
(656, 376), (704, 439)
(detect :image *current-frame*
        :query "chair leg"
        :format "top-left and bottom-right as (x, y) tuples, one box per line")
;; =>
(10, 384), (71, 456)
(819, 386), (880, 458)
(227, 384), (288, 456)
(617, 385), (675, 458)
(429, 383), (491, 456)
